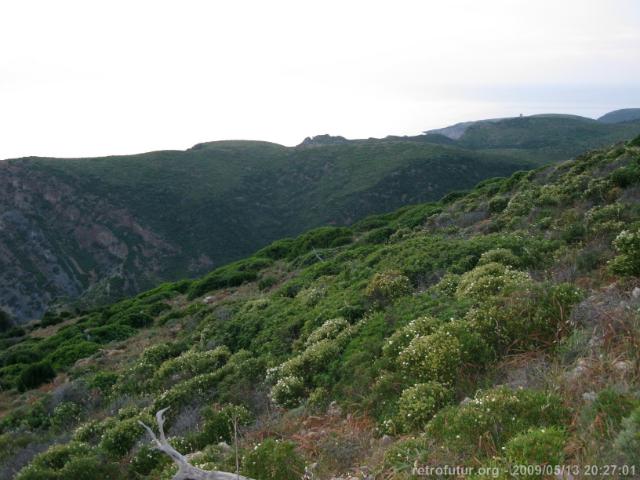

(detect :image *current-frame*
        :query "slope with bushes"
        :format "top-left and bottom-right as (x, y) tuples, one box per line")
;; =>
(0, 136), (640, 479)
(3, 113), (640, 323)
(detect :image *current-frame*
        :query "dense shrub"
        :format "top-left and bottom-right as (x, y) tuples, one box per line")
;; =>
(505, 427), (567, 468)
(397, 331), (462, 383)
(464, 282), (581, 352)
(270, 375), (305, 408)
(382, 315), (441, 359)
(305, 317), (350, 346)
(154, 346), (231, 386)
(18, 362), (56, 392)
(187, 257), (273, 299)
(397, 381), (453, 432)
(609, 228), (640, 275)
(365, 271), (412, 307)
(587, 388), (640, 434)
(456, 262), (531, 302)
(436, 319), (495, 366)
(51, 402), (83, 431)
(15, 442), (93, 479)
(58, 455), (122, 480)
(477, 248), (521, 268)
(243, 438), (305, 480)
(426, 387), (569, 454)
(99, 417), (145, 457)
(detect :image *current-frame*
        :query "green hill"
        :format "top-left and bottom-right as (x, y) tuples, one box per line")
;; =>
(598, 108), (640, 124)
(1, 136), (639, 479)
(2, 114), (639, 323)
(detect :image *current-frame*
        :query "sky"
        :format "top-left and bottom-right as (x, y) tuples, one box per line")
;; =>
(0, 0), (639, 159)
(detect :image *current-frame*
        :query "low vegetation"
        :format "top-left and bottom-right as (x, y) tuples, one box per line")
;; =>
(1, 136), (639, 479)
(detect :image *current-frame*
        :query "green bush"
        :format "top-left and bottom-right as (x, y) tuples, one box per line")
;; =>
(305, 317), (350, 346)
(397, 381), (453, 432)
(587, 388), (640, 434)
(397, 331), (462, 384)
(477, 248), (521, 268)
(59, 455), (122, 480)
(382, 315), (441, 359)
(610, 164), (640, 188)
(129, 444), (167, 477)
(196, 404), (252, 446)
(426, 387), (569, 455)
(609, 228), (640, 275)
(269, 375), (305, 408)
(436, 319), (495, 366)
(88, 371), (119, 393)
(51, 402), (83, 431)
(456, 262), (531, 302)
(464, 282), (581, 353)
(99, 417), (145, 457)
(243, 438), (305, 480)
(365, 271), (412, 307)
(18, 362), (56, 392)
(154, 346), (231, 386)
(505, 427), (567, 469)
(187, 257), (273, 299)
(16, 442), (92, 477)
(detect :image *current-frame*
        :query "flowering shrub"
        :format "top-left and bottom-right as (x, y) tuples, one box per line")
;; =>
(365, 271), (412, 307)
(154, 346), (231, 386)
(426, 387), (569, 453)
(397, 331), (462, 383)
(431, 273), (461, 296)
(436, 320), (495, 366)
(477, 248), (521, 268)
(305, 317), (349, 346)
(243, 439), (304, 480)
(296, 286), (326, 307)
(382, 315), (441, 359)
(270, 375), (305, 408)
(397, 381), (453, 432)
(609, 228), (640, 275)
(456, 262), (531, 302)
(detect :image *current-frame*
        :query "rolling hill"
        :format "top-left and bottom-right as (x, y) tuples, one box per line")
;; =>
(2, 112), (640, 323)
(0, 135), (639, 479)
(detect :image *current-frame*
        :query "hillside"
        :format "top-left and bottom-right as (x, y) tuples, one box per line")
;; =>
(598, 108), (640, 124)
(2, 113), (640, 323)
(1, 135), (639, 479)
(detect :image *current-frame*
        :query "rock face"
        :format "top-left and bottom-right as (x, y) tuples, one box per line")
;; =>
(0, 160), (180, 321)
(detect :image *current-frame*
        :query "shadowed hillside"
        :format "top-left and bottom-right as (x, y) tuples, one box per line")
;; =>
(2, 113), (639, 322)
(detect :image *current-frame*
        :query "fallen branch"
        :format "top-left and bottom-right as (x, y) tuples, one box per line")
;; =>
(139, 408), (254, 480)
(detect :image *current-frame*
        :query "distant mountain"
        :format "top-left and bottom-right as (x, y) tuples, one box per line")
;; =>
(2, 112), (639, 322)
(597, 108), (640, 124)
(424, 112), (640, 162)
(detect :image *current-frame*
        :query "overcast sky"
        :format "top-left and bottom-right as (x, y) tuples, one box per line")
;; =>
(1, 0), (639, 159)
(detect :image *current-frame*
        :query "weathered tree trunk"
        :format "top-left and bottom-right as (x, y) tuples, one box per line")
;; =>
(139, 408), (255, 480)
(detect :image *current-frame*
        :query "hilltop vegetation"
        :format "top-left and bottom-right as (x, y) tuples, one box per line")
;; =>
(2, 113), (639, 323)
(1, 136), (639, 479)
